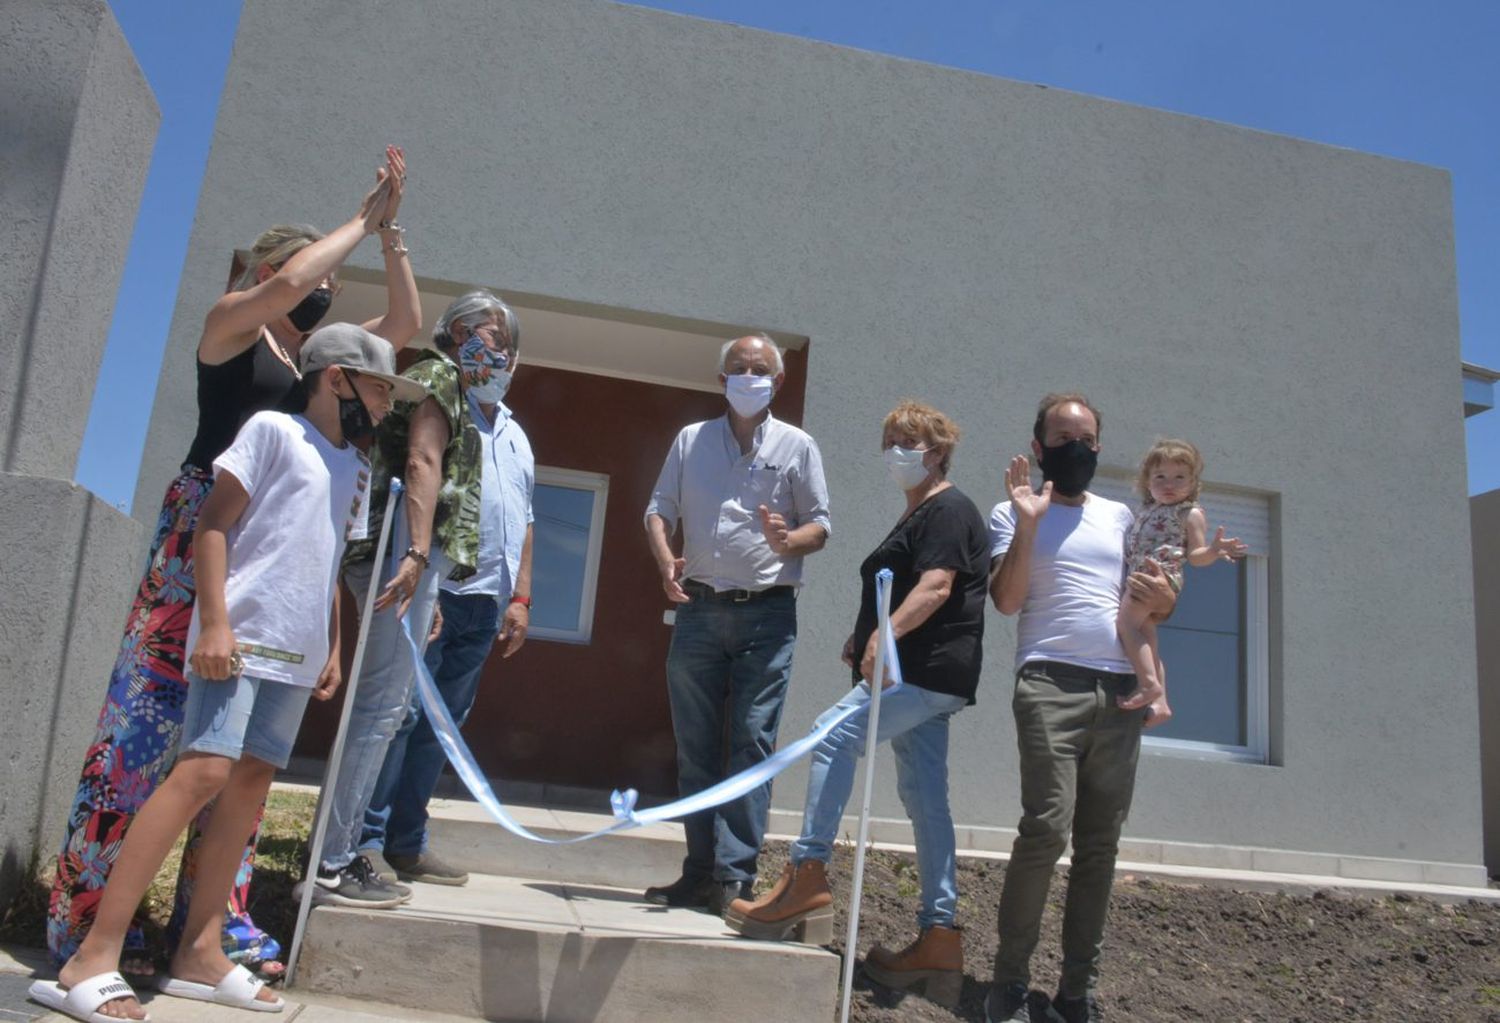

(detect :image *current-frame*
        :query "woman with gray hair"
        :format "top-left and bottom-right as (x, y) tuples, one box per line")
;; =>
(48, 147), (420, 985)
(304, 289), (534, 905)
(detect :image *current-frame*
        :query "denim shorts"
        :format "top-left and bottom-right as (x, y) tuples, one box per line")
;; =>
(180, 671), (313, 768)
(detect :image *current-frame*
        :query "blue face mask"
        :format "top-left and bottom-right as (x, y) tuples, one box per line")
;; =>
(459, 336), (512, 403)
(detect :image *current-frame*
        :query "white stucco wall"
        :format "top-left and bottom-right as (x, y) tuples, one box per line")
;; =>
(0, 0), (155, 909)
(135, 0), (1481, 870)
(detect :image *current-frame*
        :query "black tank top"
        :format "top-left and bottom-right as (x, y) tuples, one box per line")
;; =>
(183, 332), (301, 470)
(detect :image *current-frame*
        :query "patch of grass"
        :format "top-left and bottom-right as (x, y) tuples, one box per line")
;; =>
(0, 787), (317, 961)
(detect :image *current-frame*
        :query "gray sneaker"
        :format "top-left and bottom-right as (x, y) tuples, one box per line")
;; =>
(298, 854), (408, 909)
(984, 982), (1036, 1023)
(385, 850), (470, 886)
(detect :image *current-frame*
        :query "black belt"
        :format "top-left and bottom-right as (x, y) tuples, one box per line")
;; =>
(683, 580), (795, 603)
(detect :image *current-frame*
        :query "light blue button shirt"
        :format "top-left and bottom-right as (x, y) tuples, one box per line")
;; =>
(645, 414), (832, 591)
(443, 395), (534, 601)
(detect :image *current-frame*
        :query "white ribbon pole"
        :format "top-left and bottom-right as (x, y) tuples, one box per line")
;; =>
(838, 567), (895, 1023)
(284, 479), (404, 987)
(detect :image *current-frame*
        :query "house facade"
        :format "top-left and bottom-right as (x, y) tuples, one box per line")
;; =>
(134, 0), (1486, 882)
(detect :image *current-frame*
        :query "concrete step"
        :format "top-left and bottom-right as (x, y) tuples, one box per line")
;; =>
(296, 872), (838, 1023)
(419, 798), (688, 892)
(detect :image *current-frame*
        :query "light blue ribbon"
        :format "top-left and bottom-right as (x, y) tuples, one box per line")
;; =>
(397, 557), (903, 844)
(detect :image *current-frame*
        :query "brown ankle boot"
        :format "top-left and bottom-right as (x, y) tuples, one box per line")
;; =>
(724, 863), (793, 924)
(863, 924), (964, 1007)
(724, 860), (833, 944)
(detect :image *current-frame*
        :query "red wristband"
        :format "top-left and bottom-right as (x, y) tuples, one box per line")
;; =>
(508, 595), (532, 608)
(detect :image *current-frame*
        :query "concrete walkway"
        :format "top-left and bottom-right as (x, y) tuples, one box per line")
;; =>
(0, 945), (477, 1022)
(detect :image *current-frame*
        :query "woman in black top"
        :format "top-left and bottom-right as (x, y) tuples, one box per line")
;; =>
(727, 401), (988, 1007)
(48, 149), (421, 983)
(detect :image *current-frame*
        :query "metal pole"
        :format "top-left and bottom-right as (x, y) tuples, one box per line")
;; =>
(284, 479), (404, 987)
(838, 572), (894, 1023)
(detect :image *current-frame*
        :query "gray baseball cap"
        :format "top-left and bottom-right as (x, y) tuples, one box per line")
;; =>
(299, 322), (428, 403)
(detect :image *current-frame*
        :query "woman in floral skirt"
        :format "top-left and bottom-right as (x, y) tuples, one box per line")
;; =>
(47, 147), (421, 981)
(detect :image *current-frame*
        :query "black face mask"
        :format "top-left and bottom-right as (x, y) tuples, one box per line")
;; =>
(1038, 439), (1098, 497)
(337, 374), (376, 442)
(287, 286), (333, 332)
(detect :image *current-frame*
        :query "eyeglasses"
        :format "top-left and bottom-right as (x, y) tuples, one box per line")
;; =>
(470, 321), (517, 357)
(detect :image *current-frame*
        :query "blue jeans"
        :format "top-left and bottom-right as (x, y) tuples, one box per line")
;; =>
(791, 682), (968, 929)
(317, 546), (446, 872)
(666, 591), (798, 885)
(361, 589), (500, 857)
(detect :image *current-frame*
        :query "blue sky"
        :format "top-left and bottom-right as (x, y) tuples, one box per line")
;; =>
(82, 0), (1499, 508)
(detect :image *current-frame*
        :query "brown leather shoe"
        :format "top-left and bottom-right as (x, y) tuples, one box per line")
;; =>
(723, 863), (793, 924)
(863, 924), (964, 1007)
(723, 860), (833, 944)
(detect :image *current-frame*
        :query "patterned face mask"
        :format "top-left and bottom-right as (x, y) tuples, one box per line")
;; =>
(458, 335), (512, 403)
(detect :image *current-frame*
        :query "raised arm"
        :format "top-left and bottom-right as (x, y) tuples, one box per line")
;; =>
(1184, 506), (1248, 567)
(200, 173), (392, 363)
(188, 472), (252, 680)
(989, 455), (1050, 615)
(361, 146), (422, 349)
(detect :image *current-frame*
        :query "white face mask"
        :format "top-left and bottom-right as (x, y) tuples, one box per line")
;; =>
(884, 445), (931, 491)
(724, 373), (775, 418)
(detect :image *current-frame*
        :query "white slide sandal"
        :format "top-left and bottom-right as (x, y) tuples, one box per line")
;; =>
(157, 963), (284, 1012)
(28, 971), (149, 1022)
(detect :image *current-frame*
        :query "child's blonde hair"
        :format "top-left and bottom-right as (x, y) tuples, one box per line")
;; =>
(1136, 438), (1204, 505)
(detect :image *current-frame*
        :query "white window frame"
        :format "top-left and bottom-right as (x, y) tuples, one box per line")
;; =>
(527, 466), (609, 644)
(1142, 554), (1270, 764)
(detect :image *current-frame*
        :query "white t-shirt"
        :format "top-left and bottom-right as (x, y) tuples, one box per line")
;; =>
(989, 492), (1135, 674)
(186, 411), (370, 687)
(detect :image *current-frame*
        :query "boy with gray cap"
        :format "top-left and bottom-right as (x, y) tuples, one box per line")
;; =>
(36, 324), (414, 1021)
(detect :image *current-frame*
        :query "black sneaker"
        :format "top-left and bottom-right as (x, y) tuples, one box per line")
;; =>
(296, 854), (407, 909)
(1051, 992), (1101, 1023)
(643, 874), (714, 908)
(984, 982), (1035, 1023)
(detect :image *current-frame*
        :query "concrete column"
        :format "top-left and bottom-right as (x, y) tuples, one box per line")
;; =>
(0, 0), (156, 913)
(1474, 489), (1500, 878)
(0, 0), (159, 477)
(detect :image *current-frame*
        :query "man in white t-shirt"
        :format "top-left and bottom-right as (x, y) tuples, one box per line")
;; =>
(983, 393), (1176, 1023)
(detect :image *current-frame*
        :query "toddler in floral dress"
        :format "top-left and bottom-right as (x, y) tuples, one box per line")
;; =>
(1116, 439), (1247, 711)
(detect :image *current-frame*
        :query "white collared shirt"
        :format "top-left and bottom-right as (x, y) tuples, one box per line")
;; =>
(645, 413), (832, 591)
(443, 395), (534, 600)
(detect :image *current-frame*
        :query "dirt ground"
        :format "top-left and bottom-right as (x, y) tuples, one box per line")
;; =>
(7, 797), (1498, 1022)
(755, 843), (1500, 1023)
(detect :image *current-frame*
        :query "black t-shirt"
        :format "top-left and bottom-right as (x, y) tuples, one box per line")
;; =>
(851, 485), (989, 703)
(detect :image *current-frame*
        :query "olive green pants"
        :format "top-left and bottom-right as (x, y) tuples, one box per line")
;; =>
(993, 660), (1145, 998)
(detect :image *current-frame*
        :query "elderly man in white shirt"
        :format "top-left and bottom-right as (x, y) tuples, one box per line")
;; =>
(643, 333), (832, 916)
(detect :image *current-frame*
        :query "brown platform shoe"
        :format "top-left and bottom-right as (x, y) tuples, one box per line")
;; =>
(862, 924), (964, 1007)
(723, 862), (793, 925)
(723, 860), (833, 944)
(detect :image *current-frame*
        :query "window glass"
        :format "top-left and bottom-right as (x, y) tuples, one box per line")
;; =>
(1150, 559), (1245, 746)
(530, 484), (595, 634)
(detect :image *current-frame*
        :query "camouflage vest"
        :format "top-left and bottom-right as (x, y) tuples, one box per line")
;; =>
(343, 351), (482, 579)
